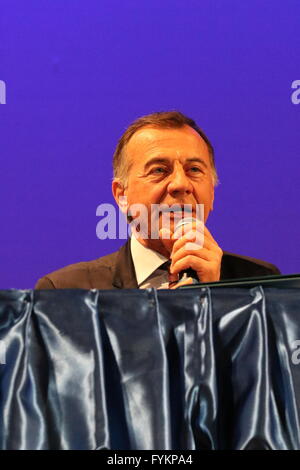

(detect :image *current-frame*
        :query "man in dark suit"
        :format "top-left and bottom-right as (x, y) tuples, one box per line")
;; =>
(35, 111), (280, 290)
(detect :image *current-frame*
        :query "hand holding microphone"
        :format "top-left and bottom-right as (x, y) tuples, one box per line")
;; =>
(159, 216), (223, 287)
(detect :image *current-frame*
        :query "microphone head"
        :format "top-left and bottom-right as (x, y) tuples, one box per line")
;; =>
(173, 217), (204, 249)
(174, 216), (198, 231)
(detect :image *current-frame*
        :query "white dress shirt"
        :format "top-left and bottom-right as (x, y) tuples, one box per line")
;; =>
(130, 234), (170, 289)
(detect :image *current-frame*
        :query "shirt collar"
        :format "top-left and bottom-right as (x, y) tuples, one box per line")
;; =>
(130, 234), (168, 286)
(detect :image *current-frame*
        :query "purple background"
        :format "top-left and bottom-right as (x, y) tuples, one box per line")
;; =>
(1, 0), (299, 289)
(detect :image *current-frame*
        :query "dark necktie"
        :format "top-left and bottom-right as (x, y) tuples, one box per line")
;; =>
(160, 260), (180, 288)
(160, 261), (199, 288)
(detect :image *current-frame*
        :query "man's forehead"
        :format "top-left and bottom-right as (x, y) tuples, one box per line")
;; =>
(126, 125), (209, 158)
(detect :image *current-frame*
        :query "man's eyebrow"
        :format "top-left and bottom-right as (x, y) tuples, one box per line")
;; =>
(143, 157), (170, 170)
(185, 157), (208, 168)
(144, 156), (208, 170)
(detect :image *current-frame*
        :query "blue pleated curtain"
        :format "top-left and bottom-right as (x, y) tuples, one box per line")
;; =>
(0, 286), (300, 450)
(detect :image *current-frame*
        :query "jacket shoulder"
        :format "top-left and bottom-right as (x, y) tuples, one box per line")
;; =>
(35, 250), (119, 289)
(221, 251), (280, 280)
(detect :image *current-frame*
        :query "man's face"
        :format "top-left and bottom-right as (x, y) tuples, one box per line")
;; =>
(114, 125), (215, 242)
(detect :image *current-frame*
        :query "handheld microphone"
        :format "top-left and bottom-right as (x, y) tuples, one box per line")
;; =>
(174, 216), (197, 235)
(173, 217), (201, 284)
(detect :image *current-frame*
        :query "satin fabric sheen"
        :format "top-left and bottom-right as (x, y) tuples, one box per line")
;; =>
(0, 287), (300, 450)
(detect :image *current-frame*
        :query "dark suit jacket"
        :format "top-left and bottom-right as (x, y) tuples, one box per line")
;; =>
(35, 240), (280, 289)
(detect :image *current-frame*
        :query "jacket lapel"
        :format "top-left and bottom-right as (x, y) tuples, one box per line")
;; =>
(112, 239), (138, 289)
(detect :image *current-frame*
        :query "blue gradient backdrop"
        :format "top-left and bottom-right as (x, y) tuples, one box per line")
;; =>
(1, 0), (299, 288)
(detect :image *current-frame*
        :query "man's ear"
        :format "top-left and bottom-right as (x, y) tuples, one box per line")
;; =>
(112, 179), (128, 214)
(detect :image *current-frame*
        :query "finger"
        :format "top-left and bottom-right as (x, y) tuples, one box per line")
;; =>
(171, 229), (217, 254)
(170, 277), (196, 289)
(171, 255), (210, 275)
(173, 221), (218, 248)
(202, 225), (220, 246)
(171, 246), (212, 267)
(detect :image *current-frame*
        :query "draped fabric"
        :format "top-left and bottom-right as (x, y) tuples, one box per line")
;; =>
(0, 286), (300, 450)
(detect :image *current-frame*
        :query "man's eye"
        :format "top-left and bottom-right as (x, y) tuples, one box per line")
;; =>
(151, 167), (167, 174)
(189, 167), (203, 173)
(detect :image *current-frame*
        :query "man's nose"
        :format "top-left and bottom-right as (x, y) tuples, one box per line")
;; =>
(167, 166), (192, 196)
